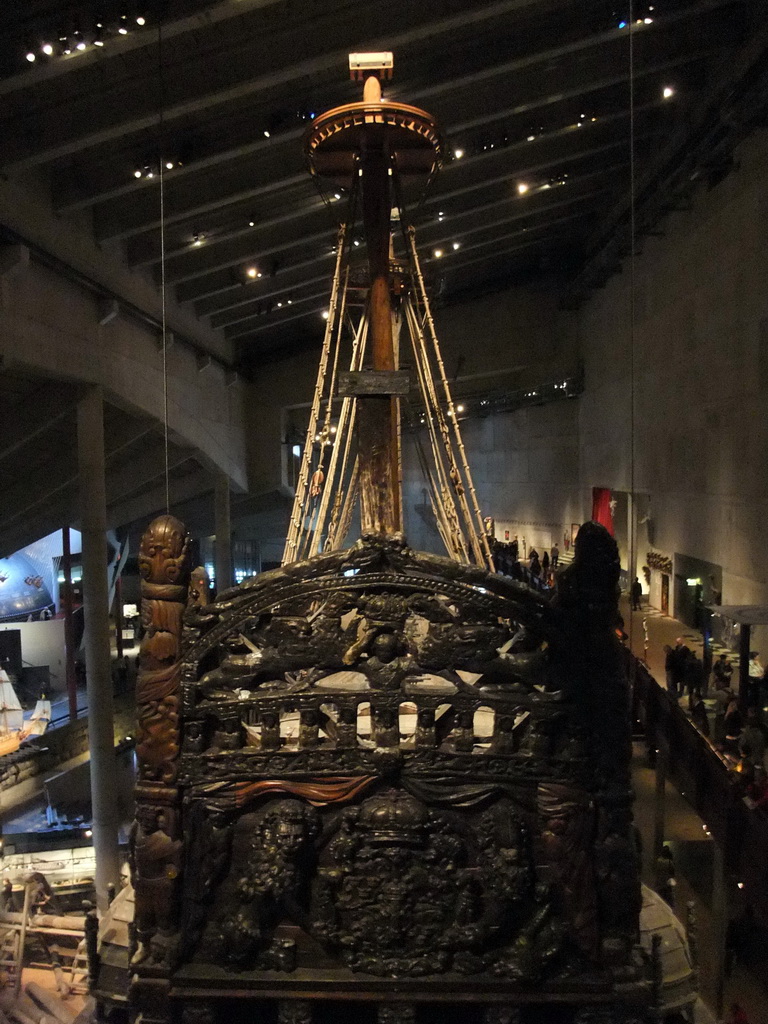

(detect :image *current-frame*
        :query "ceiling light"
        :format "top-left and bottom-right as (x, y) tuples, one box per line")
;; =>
(277, 301), (283, 308)
(263, 130), (271, 138)
(75, 34), (87, 51)
(133, 168), (142, 178)
(334, 192), (341, 200)
(456, 404), (465, 413)
(517, 182), (529, 195)
(453, 148), (464, 159)
(452, 241), (460, 250)
(433, 248), (443, 258)
(527, 135), (536, 142)
(246, 267), (258, 279)
(25, 49), (36, 63)
(41, 42), (54, 56)
(249, 219), (255, 226)
(321, 310), (330, 320)
(287, 298), (292, 304)
(118, 13), (129, 34)
(136, 13), (147, 26)
(353, 239), (360, 247)
(165, 160), (174, 170)
(192, 233), (203, 246)
(663, 85), (675, 99)
(94, 33), (104, 47)
(644, 16), (653, 24)
(146, 170), (154, 178)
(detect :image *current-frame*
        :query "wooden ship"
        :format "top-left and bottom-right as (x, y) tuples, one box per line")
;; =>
(123, 54), (656, 1024)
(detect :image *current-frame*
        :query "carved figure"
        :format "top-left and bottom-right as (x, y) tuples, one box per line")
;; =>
(199, 800), (319, 970)
(129, 804), (183, 966)
(361, 633), (420, 690)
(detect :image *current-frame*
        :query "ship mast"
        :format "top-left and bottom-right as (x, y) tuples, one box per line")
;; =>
(357, 69), (400, 535)
(285, 53), (492, 569)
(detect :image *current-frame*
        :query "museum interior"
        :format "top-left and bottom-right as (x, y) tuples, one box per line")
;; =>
(0, 1), (767, 1023)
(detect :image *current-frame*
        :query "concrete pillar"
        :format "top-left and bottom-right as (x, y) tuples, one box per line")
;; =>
(77, 387), (121, 908)
(214, 473), (232, 594)
(712, 840), (727, 1019)
(61, 525), (77, 723)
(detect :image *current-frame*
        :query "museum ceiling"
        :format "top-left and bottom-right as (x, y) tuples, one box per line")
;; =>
(0, 0), (766, 370)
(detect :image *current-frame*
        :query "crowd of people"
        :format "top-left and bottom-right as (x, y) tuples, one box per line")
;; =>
(664, 639), (768, 802)
(491, 534), (560, 587)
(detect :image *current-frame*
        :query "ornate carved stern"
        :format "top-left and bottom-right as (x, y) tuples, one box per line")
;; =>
(126, 52), (652, 1024)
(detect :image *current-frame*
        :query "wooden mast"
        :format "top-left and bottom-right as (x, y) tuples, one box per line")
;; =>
(357, 72), (401, 535)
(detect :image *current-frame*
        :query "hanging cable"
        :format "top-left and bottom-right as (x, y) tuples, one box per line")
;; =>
(156, 21), (170, 514)
(628, 0), (638, 662)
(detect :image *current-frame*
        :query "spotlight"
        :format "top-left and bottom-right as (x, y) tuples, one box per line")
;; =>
(456, 404), (465, 413)
(277, 301), (283, 308)
(84, 829), (93, 838)
(663, 85), (675, 99)
(517, 182), (529, 195)
(118, 13), (129, 34)
(263, 130), (271, 138)
(249, 220), (255, 227)
(133, 168), (142, 178)
(321, 310), (330, 320)
(452, 241), (460, 250)
(165, 160), (174, 170)
(192, 233), (204, 246)
(333, 192), (341, 200)
(41, 42), (54, 56)
(25, 49), (36, 63)
(527, 135), (536, 142)
(136, 12), (147, 26)
(74, 31), (86, 51)
(94, 31), (104, 47)
(433, 248), (443, 258)
(453, 148), (464, 159)
(246, 266), (259, 279)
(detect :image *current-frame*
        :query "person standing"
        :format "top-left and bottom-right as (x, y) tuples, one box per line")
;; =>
(550, 543), (559, 568)
(713, 653), (733, 690)
(510, 535), (519, 562)
(630, 576), (642, 611)
(690, 692), (711, 737)
(748, 652), (763, 707)
(542, 550), (550, 577)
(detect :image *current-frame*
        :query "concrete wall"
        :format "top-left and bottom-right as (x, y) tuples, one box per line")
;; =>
(577, 128), (768, 644)
(0, 258), (247, 490)
(401, 400), (583, 555)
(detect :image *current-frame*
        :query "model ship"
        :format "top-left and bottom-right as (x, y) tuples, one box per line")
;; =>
(123, 54), (653, 1024)
(0, 668), (50, 756)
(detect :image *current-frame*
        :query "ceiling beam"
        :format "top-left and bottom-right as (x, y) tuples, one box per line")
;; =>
(0, 387), (77, 464)
(0, 0), (545, 172)
(79, 18), (717, 237)
(0, 0), (288, 101)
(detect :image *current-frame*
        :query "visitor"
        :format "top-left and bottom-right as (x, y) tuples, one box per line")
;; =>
(724, 1002), (750, 1024)
(690, 692), (710, 738)
(630, 576), (642, 610)
(668, 638), (691, 695)
(739, 707), (768, 767)
(723, 699), (744, 756)
(684, 654), (706, 699)
(510, 535), (518, 562)
(713, 653), (733, 690)
(748, 652), (763, 706)
(713, 685), (734, 746)
(654, 845), (676, 907)
(529, 551), (541, 579)
(745, 765), (768, 809)
(550, 542), (559, 568)
(541, 550), (550, 576)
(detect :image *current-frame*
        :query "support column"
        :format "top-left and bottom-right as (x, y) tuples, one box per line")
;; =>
(214, 473), (232, 594)
(77, 387), (121, 908)
(61, 525), (77, 723)
(712, 840), (727, 1019)
(738, 621), (751, 712)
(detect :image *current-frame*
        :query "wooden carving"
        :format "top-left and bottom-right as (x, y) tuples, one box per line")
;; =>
(132, 513), (190, 969)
